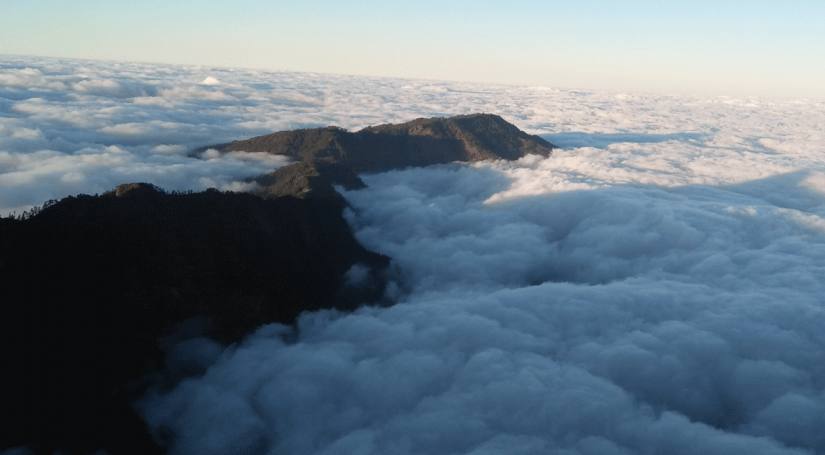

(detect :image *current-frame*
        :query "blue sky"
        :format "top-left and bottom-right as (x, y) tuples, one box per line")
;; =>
(2, 0), (824, 98)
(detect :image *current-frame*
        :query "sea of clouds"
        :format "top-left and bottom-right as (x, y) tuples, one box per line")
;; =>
(3, 56), (825, 454)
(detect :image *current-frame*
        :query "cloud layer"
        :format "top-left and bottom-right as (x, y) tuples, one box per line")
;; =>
(141, 160), (825, 454)
(3, 55), (824, 214)
(4, 56), (825, 454)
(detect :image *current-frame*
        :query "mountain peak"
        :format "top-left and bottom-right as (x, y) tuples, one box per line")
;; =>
(201, 113), (553, 201)
(106, 182), (163, 198)
(205, 113), (554, 173)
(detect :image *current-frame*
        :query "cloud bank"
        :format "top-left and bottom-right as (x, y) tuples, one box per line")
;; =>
(4, 55), (823, 214)
(140, 159), (825, 454)
(4, 56), (825, 454)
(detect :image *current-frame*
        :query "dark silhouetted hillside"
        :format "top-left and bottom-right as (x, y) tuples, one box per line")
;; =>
(1, 113), (551, 453)
(0, 183), (387, 454)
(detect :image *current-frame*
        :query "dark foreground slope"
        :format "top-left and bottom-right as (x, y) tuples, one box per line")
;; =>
(0, 114), (551, 453)
(0, 183), (387, 454)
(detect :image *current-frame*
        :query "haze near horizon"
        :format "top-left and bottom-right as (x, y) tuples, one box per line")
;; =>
(2, 0), (824, 98)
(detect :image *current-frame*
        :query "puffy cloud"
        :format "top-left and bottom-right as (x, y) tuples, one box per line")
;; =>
(4, 55), (825, 453)
(201, 76), (221, 86)
(0, 57), (306, 214)
(141, 162), (825, 454)
(0, 146), (289, 214)
(71, 77), (155, 98)
(0, 67), (65, 90)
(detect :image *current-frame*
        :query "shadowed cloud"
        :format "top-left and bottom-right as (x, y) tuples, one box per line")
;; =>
(141, 166), (825, 455)
(542, 131), (709, 149)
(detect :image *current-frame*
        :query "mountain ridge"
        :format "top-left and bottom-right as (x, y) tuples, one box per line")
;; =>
(204, 114), (553, 173)
(1, 113), (552, 453)
(206, 113), (554, 200)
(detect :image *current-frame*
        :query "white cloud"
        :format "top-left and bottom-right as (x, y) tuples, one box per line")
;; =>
(201, 76), (221, 86)
(141, 160), (825, 454)
(151, 144), (188, 155)
(99, 122), (153, 136)
(0, 144), (289, 215)
(71, 78), (147, 98)
(0, 67), (66, 90)
(3, 55), (825, 454)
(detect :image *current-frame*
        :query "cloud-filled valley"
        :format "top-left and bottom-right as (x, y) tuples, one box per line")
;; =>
(3, 56), (825, 454)
(142, 166), (825, 454)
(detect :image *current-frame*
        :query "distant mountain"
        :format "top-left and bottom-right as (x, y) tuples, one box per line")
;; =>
(206, 114), (553, 173)
(0, 114), (551, 453)
(205, 114), (554, 197)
